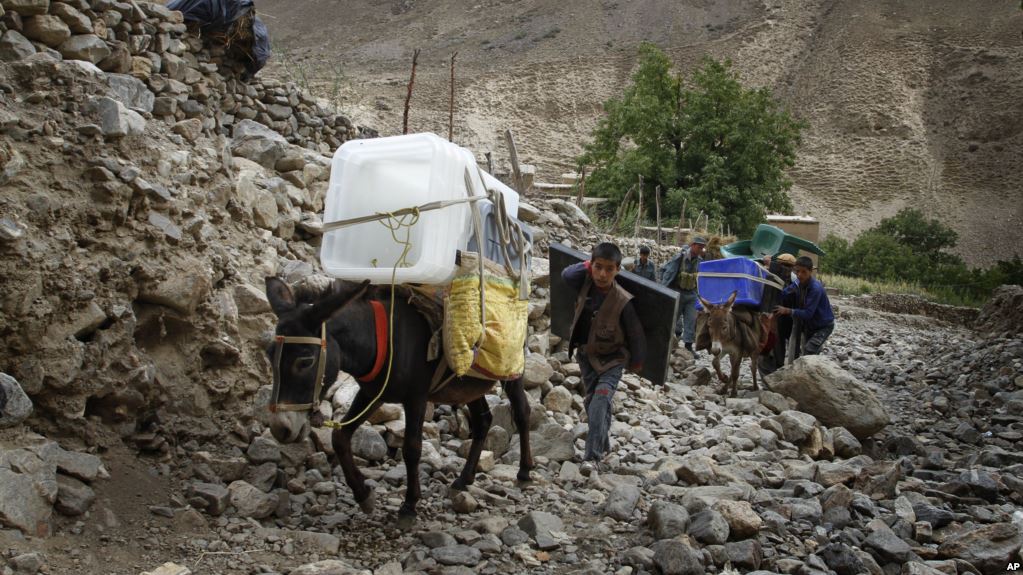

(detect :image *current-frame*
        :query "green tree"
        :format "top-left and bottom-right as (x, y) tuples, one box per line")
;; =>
(578, 44), (803, 236)
(874, 208), (959, 261)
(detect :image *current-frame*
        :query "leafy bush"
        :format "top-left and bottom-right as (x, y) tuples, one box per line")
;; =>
(820, 208), (1023, 306)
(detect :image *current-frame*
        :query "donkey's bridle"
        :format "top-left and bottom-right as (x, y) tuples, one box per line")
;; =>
(269, 322), (328, 413)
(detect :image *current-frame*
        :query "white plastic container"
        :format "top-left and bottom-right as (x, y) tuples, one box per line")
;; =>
(321, 133), (485, 284)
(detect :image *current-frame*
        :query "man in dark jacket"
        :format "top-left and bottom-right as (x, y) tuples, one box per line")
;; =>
(634, 245), (657, 282)
(775, 256), (835, 356)
(562, 242), (646, 474)
(659, 237), (707, 352)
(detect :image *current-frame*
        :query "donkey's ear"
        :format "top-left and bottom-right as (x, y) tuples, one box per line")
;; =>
(697, 295), (713, 310)
(265, 277), (296, 315)
(307, 279), (371, 325)
(725, 290), (738, 308)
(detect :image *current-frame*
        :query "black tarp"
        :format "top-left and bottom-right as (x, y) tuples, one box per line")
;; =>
(549, 243), (679, 387)
(167, 0), (270, 74)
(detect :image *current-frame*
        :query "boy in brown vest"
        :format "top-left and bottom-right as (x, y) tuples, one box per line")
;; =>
(562, 242), (647, 474)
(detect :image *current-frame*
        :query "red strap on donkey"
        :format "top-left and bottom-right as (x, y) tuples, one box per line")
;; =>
(358, 300), (388, 382)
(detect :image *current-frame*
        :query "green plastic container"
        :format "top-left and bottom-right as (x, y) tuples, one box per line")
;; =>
(721, 224), (825, 260)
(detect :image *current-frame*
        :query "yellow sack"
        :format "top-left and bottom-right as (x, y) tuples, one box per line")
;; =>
(443, 251), (528, 380)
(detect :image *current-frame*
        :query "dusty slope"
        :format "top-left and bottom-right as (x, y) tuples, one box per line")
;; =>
(260, 0), (1023, 266)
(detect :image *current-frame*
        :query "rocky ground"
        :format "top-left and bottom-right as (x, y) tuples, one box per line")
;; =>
(1, 1), (1022, 575)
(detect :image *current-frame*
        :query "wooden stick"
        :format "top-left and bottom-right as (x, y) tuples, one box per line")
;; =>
(485, 152), (494, 174)
(676, 198), (686, 244)
(575, 166), (586, 206)
(612, 186), (634, 232)
(504, 129), (523, 194)
(655, 185), (662, 246)
(448, 52), (458, 141)
(635, 174), (644, 239)
(402, 48), (421, 135)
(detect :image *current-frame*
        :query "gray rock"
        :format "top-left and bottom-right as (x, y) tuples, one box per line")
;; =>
(912, 503), (953, 529)
(937, 522), (1021, 573)
(517, 510), (563, 539)
(604, 484), (641, 521)
(9, 552), (43, 574)
(107, 73), (154, 113)
(725, 539), (763, 570)
(172, 118), (203, 142)
(0, 450), (55, 536)
(58, 34), (111, 64)
(522, 352), (554, 388)
(543, 385), (573, 413)
(421, 531), (458, 548)
(148, 212), (181, 243)
(530, 422), (574, 462)
(50, 3), (92, 34)
(21, 15), (70, 48)
(246, 436), (281, 464)
(54, 474), (95, 516)
(650, 539), (703, 575)
(430, 545), (481, 567)
(819, 542), (870, 575)
(517, 202), (541, 223)
(688, 508), (729, 545)
(189, 482), (229, 516)
(832, 427), (862, 457)
(774, 410), (818, 443)
(33, 444), (105, 482)
(451, 491), (478, 514)
(0, 30), (38, 62)
(2, 0), (49, 15)
(676, 454), (717, 485)
(547, 198), (591, 226)
(500, 525), (529, 547)
(86, 96), (145, 138)
(244, 462), (278, 493)
(864, 522), (918, 564)
(230, 119), (288, 169)
(351, 425), (387, 462)
(767, 355), (890, 439)
(0, 373), (33, 427)
(713, 500), (761, 539)
(648, 500), (690, 540)
(288, 559), (368, 575)
(228, 480), (277, 519)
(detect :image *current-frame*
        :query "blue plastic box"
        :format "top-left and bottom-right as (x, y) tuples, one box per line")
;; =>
(696, 257), (769, 308)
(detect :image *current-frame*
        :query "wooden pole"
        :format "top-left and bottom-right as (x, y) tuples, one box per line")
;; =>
(575, 166), (586, 206)
(635, 174), (644, 240)
(612, 186), (634, 232)
(485, 152), (494, 174)
(676, 198), (686, 245)
(504, 129), (524, 194)
(402, 48), (421, 135)
(655, 185), (662, 246)
(448, 52), (458, 141)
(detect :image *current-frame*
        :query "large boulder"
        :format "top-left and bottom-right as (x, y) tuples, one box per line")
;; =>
(106, 73), (154, 113)
(230, 120), (289, 169)
(85, 96), (146, 138)
(975, 284), (1023, 336)
(1, 0), (50, 15)
(21, 15), (71, 48)
(938, 523), (1022, 574)
(0, 373), (33, 427)
(0, 448), (56, 536)
(766, 355), (890, 439)
(0, 30), (38, 61)
(58, 34), (111, 64)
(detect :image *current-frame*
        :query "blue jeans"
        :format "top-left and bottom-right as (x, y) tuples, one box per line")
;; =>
(576, 350), (623, 462)
(675, 290), (698, 344)
(802, 323), (834, 355)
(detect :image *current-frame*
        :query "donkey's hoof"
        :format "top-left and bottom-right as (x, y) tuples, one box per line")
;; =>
(356, 491), (376, 514)
(451, 477), (470, 491)
(397, 508), (417, 530)
(516, 469), (532, 482)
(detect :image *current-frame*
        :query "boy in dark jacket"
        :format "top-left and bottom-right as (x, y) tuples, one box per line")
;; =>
(775, 256), (835, 356)
(562, 242), (646, 473)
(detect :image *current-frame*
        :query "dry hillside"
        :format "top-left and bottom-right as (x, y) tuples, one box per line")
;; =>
(260, 0), (1023, 266)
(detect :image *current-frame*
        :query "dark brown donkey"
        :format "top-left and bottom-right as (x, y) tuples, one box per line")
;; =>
(697, 290), (762, 398)
(264, 277), (534, 526)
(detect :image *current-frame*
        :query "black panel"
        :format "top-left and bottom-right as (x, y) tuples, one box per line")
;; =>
(549, 243), (679, 386)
